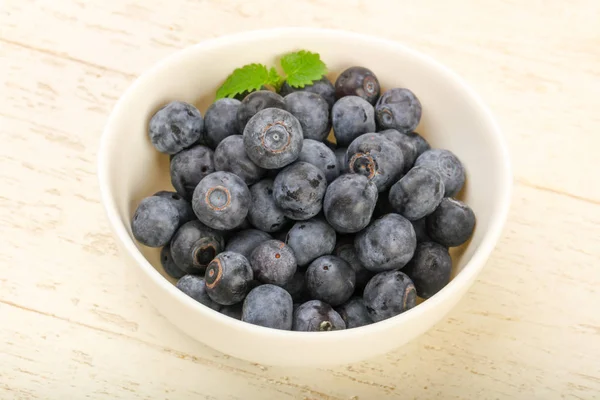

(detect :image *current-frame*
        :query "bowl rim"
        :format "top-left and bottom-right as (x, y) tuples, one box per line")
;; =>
(98, 27), (512, 341)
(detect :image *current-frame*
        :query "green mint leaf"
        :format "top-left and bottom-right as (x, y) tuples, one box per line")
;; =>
(267, 67), (283, 91)
(216, 63), (271, 99)
(280, 50), (327, 88)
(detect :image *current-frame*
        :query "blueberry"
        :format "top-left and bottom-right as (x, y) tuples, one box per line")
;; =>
(170, 220), (225, 275)
(414, 149), (465, 197)
(323, 174), (378, 233)
(176, 275), (221, 311)
(332, 96), (376, 147)
(333, 237), (373, 293)
(389, 166), (445, 220)
(149, 101), (204, 154)
(306, 255), (355, 307)
(153, 191), (196, 224)
(334, 66), (380, 105)
(346, 133), (404, 192)
(297, 139), (339, 183)
(272, 162), (327, 221)
(220, 303), (243, 320)
(335, 297), (373, 328)
(334, 147), (348, 174)
(204, 251), (253, 305)
(375, 88), (422, 133)
(237, 90), (286, 131)
(284, 92), (330, 141)
(192, 171), (251, 230)
(169, 145), (215, 200)
(285, 219), (336, 266)
(225, 229), (272, 259)
(379, 129), (418, 172)
(404, 131), (430, 157)
(363, 270), (417, 322)
(281, 270), (306, 302)
(411, 217), (432, 243)
(214, 135), (265, 185)
(404, 242), (452, 299)
(280, 76), (336, 109)
(247, 179), (289, 232)
(243, 108), (304, 169)
(426, 198), (475, 247)
(160, 243), (186, 279)
(242, 284), (293, 330)
(131, 196), (180, 247)
(292, 300), (346, 331)
(355, 213), (417, 272)
(204, 98), (241, 148)
(250, 240), (297, 286)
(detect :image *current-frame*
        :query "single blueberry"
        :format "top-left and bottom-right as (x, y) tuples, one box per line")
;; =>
(297, 139), (339, 183)
(334, 66), (380, 105)
(205, 251), (253, 306)
(176, 275), (221, 311)
(363, 270), (417, 322)
(237, 90), (286, 131)
(306, 255), (355, 307)
(204, 98), (241, 148)
(272, 162), (327, 221)
(335, 297), (373, 328)
(153, 190), (196, 224)
(281, 270), (306, 302)
(426, 198), (475, 247)
(250, 240), (297, 286)
(225, 229), (272, 259)
(292, 300), (346, 331)
(379, 129), (418, 172)
(170, 220), (225, 275)
(414, 149), (466, 197)
(334, 236), (373, 294)
(160, 243), (186, 279)
(323, 174), (378, 233)
(404, 242), (452, 299)
(192, 171), (251, 230)
(279, 76), (336, 109)
(131, 196), (180, 247)
(243, 108), (304, 169)
(247, 179), (289, 232)
(242, 284), (293, 330)
(285, 219), (336, 266)
(214, 135), (266, 185)
(149, 101), (204, 154)
(284, 92), (330, 141)
(334, 147), (348, 174)
(355, 213), (417, 272)
(411, 217), (432, 243)
(375, 88), (422, 134)
(346, 133), (404, 192)
(389, 166), (445, 220)
(332, 96), (376, 147)
(169, 145), (215, 200)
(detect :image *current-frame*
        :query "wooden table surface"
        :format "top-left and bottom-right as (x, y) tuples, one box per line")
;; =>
(2, 0), (600, 398)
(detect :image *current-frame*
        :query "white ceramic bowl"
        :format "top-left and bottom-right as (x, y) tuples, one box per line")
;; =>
(98, 28), (511, 367)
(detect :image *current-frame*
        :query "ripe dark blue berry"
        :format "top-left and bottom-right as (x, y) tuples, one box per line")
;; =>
(414, 149), (466, 197)
(192, 171), (251, 230)
(249, 240), (297, 286)
(205, 252), (253, 305)
(131, 196), (181, 247)
(297, 139), (339, 183)
(214, 135), (265, 185)
(225, 229), (272, 259)
(279, 76), (336, 109)
(285, 219), (336, 266)
(293, 300), (346, 331)
(153, 191), (196, 225)
(204, 98), (241, 148)
(426, 198), (475, 247)
(247, 179), (289, 232)
(306, 255), (355, 307)
(363, 270), (417, 322)
(149, 101), (204, 154)
(404, 242), (452, 299)
(323, 174), (378, 233)
(336, 297), (373, 328)
(379, 129), (418, 172)
(332, 96), (376, 147)
(355, 213), (417, 272)
(243, 108), (304, 169)
(284, 92), (330, 141)
(389, 166), (445, 220)
(237, 90), (286, 131)
(160, 243), (186, 279)
(375, 88), (422, 134)
(334, 66), (380, 105)
(242, 284), (293, 330)
(176, 275), (221, 311)
(169, 145), (215, 200)
(334, 237), (373, 293)
(273, 162), (327, 221)
(170, 220), (225, 275)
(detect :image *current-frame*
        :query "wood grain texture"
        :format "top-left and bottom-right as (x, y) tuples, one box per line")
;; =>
(1, 0), (599, 399)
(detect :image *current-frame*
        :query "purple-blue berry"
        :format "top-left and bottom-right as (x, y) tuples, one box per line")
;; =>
(284, 92), (330, 141)
(389, 166), (445, 220)
(170, 220), (225, 275)
(285, 219), (336, 267)
(335, 66), (380, 105)
(426, 198), (475, 247)
(176, 275), (221, 311)
(403, 242), (452, 299)
(205, 252), (253, 305)
(149, 101), (204, 154)
(204, 98), (241, 148)
(214, 135), (266, 185)
(323, 174), (378, 233)
(237, 90), (286, 131)
(293, 300), (346, 331)
(280, 76), (336, 109)
(169, 145), (215, 200)
(414, 149), (465, 197)
(332, 96), (376, 147)
(273, 162), (327, 221)
(375, 88), (422, 134)
(306, 255), (355, 307)
(363, 270), (417, 322)
(336, 297), (373, 328)
(242, 284), (293, 330)
(249, 240), (297, 286)
(297, 139), (339, 183)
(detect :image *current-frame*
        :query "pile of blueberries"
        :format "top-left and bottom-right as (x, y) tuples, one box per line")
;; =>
(132, 66), (476, 332)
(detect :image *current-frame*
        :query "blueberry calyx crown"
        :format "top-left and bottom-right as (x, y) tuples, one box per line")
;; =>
(261, 121), (292, 153)
(205, 186), (231, 211)
(349, 152), (378, 179)
(205, 258), (223, 289)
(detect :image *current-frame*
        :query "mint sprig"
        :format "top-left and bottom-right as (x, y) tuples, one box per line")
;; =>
(215, 50), (327, 99)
